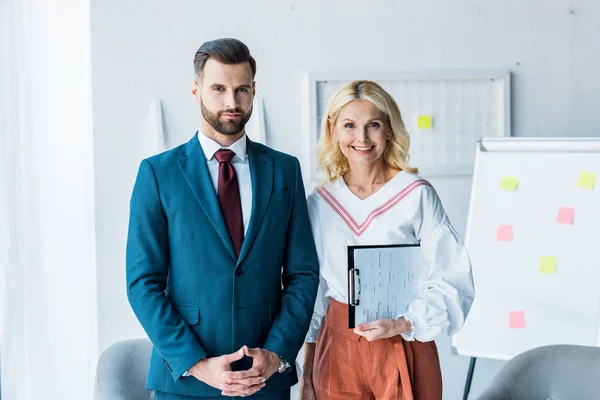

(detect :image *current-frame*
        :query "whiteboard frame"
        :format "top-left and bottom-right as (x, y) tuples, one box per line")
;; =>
(479, 137), (600, 152)
(452, 137), (600, 360)
(155, 99), (165, 152)
(307, 70), (512, 181)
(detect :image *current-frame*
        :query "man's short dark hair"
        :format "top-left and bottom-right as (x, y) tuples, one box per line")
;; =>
(193, 38), (256, 81)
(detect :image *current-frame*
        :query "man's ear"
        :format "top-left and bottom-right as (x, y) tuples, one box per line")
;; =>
(252, 81), (256, 97)
(191, 80), (200, 103)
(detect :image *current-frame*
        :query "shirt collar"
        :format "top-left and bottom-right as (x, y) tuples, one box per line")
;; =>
(197, 130), (248, 162)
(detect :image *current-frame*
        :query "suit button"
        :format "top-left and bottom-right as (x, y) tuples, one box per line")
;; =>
(235, 269), (243, 276)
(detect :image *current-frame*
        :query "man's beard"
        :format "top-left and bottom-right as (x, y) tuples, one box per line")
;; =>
(201, 100), (253, 136)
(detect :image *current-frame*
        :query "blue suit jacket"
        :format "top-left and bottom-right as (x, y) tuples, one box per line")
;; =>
(126, 133), (319, 397)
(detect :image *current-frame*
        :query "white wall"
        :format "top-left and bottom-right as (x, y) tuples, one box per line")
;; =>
(91, 1), (600, 398)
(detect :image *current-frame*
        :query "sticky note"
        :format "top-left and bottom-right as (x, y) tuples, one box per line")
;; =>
(496, 225), (513, 241)
(577, 172), (596, 189)
(417, 115), (432, 129)
(556, 207), (575, 225)
(539, 256), (557, 274)
(500, 176), (518, 191)
(509, 311), (525, 329)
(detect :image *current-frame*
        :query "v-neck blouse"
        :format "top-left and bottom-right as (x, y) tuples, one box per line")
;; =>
(305, 171), (475, 342)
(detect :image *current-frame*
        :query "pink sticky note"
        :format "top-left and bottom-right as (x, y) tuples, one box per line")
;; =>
(509, 311), (525, 329)
(496, 225), (513, 241)
(556, 207), (575, 225)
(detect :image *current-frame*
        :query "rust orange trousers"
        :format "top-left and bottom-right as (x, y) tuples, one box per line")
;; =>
(312, 299), (442, 400)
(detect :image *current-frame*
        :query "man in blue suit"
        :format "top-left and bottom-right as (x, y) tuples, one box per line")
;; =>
(126, 38), (320, 399)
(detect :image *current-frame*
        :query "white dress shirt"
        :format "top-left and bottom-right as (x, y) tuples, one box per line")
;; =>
(305, 171), (475, 343)
(197, 131), (252, 234)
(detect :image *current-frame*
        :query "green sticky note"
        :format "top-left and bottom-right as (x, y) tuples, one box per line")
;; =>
(577, 172), (596, 189)
(418, 115), (432, 129)
(539, 256), (556, 274)
(500, 176), (518, 191)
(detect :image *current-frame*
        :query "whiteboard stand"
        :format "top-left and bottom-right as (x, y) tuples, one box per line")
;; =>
(453, 137), (600, 396)
(462, 357), (477, 400)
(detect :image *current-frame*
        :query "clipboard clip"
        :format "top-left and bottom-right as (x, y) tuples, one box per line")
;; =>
(349, 268), (360, 306)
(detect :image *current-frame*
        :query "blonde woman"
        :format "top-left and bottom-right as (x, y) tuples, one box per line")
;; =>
(299, 80), (475, 400)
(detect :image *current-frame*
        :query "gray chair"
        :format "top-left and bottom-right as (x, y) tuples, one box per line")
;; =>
(95, 338), (154, 400)
(477, 344), (600, 400)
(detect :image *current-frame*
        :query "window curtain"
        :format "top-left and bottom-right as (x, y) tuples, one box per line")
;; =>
(0, 0), (98, 398)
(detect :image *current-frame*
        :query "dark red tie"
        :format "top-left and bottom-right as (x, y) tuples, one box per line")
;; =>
(214, 149), (244, 256)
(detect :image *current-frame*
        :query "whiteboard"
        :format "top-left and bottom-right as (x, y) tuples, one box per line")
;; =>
(246, 97), (267, 144)
(307, 71), (511, 180)
(452, 138), (600, 361)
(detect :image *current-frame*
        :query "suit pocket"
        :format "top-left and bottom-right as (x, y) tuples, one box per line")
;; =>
(269, 189), (289, 203)
(176, 305), (200, 325)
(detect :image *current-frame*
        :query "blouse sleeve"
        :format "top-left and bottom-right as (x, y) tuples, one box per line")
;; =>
(399, 185), (475, 342)
(305, 193), (330, 343)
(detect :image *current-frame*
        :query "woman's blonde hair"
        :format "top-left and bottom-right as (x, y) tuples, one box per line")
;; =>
(317, 80), (418, 182)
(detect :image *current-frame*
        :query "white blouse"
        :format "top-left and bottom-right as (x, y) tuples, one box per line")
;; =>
(305, 171), (475, 343)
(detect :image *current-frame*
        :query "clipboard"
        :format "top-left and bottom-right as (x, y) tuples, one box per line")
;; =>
(347, 244), (424, 329)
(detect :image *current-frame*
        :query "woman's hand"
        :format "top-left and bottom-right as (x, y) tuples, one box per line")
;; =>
(299, 380), (317, 400)
(353, 317), (411, 341)
(299, 342), (317, 399)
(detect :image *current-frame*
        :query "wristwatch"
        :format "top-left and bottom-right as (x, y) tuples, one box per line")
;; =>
(277, 356), (291, 373)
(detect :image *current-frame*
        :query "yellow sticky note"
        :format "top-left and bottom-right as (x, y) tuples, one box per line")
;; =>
(577, 172), (596, 189)
(500, 176), (518, 191)
(539, 256), (556, 274)
(417, 115), (432, 129)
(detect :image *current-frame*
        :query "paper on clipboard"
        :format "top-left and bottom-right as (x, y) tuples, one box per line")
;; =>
(348, 244), (426, 328)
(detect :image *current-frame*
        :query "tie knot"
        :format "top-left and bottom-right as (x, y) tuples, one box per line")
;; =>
(215, 149), (235, 163)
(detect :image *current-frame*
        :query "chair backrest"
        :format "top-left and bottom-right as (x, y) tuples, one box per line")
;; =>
(477, 344), (600, 400)
(95, 338), (154, 400)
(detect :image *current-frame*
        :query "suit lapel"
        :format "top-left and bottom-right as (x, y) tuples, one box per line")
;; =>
(178, 133), (237, 261)
(237, 139), (272, 266)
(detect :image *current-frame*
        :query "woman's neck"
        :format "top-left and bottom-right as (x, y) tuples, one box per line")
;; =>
(343, 161), (398, 198)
